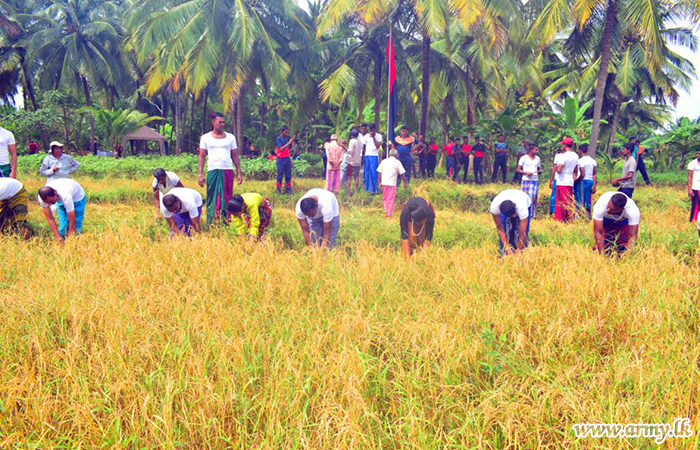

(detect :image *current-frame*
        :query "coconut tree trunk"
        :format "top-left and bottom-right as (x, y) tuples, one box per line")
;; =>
(587, 0), (617, 157)
(236, 89), (244, 140)
(189, 93), (196, 153)
(21, 61), (38, 111)
(373, 53), (382, 130)
(201, 90), (208, 135)
(420, 35), (431, 137)
(183, 92), (189, 152)
(606, 101), (621, 156)
(230, 96), (236, 135)
(82, 75), (96, 152)
(175, 93), (183, 155)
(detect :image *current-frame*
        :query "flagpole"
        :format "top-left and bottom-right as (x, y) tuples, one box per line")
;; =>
(386, 25), (392, 160)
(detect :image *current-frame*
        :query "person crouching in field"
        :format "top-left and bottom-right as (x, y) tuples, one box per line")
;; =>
(296, 189), (340, 249)
(400, 197), (435, 258)
(377, 149), (407, 217)
(152, 168), (184, 220)
(227, 193), (272, 242)
(0, 178), (29, 238)
(490, 189), (531, 256)
(37, 179), (86, 243)
(160, 188), (203, 236)
(517, 142), (541, 218)
(593, 191), (640, 255)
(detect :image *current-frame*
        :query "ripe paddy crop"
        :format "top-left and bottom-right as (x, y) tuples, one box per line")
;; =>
(1, 174), (699, 448)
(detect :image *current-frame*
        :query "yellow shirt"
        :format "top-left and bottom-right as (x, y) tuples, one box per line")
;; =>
(231, 193), (264, 236)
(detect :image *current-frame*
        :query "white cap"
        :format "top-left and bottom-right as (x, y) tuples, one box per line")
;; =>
(49, 141), (64, 148)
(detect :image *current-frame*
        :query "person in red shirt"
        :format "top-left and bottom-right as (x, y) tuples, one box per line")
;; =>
(444, 137), (460, 183)
(461, 136), (472, 183)
(427, 137), (438, 178)
(472, 136), (486, 184)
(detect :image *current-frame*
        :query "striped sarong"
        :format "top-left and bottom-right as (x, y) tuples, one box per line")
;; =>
(206, 169), (234, 224)
(0, 187), (28, 233)
(521, 180), (539, 219)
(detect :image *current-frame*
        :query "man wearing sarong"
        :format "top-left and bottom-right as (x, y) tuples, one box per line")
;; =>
(687, 148), (700, 222)
(160, 188), (203, 236)
(575, 144), (597, 217)
(553, 137), (580, 222)
(296, 188), (340, 249)
(490, 189), (531, 256)
(198, 112), (243, 224)
(593, 191), (640, 255)
(0, 126), (16, 178)
(325, 135), (343, 193)
(400, 197), (435, 258)
(227, 193), (273, 242)
(517, 143), (541, 218)
(37, 178), (86, 243)
(0, 178), (29, 238)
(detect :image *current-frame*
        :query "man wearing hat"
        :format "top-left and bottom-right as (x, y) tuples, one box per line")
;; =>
(152, 168), (184, 219)
(39, 141), (80, 181)
(551, 137), (580, 222)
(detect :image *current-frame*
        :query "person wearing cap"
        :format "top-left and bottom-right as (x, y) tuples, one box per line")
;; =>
(592, 191), (640, 255)
(295, 188), (340, 249)
(400, 197), (435, 257)
(552, 137), (580, 222)
(39, 141), (80, 181)
(611, 143), (637, 198)
(152, 168), (184, 219)
(160, 187), (203, 236)
(37, 178), (87, 243)
(0, 177), (29, 238)
(490, 189), (532, 256)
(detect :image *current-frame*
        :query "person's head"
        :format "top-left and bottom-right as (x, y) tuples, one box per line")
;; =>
(629, 137), (637, 145)
(162, 193), (182, 213)
(389, 149), (398, 158)
(695, 147), (700, 160)
(622, 142), (634, 157)
(607, 193), (628, 215)
(153, 168), (167, 185)
(350, 128), (360, 139)
(49, 141), (64, 157)
(408, 201), (429, 223)
(330, 133), (338, 142)
(475, 136), (481, 144)
(419, 134), (424, 142)
(400, 126), (408, 137)
(499, 200), (517, 218)
(300, 197), (318, 217)
(38, 186), (59, 205)
(463, 135), (469, 143)
(369, 124), (377, 133)
(226, 195), (246, 217)
(523, 139), (529, 146)
(528, 143), (539, 156)
(560, 137), (575, 151)
(280, 125), (289, 138)
(578, 144), (589, 156)
(360, 123), (368, 134)
(210, 112), (226, 133)
(498, 134), (505, 142)
(430, 137), (435, 144)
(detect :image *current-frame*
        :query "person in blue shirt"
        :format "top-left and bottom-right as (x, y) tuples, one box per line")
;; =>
(392, 126), (418, 187)
(491, 134), (509, 183)
(629, 137), (651, 186)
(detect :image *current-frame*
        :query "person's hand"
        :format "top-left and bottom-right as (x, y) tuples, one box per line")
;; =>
(689, 190), (695, 198)
(525, 172), (534, 176)
(9, 170), (16, 179)
(611, 180), (620, 187)
(505, 248), (515, 256)
(404, 184), (408, 190)
(57, 236), (65, 245)
(592, 186), (597, 194)
(198, 174), (205, 187)
(548, 181), (553, 188)
(52, 167), (60, 172)
(237, 173), (243, 185)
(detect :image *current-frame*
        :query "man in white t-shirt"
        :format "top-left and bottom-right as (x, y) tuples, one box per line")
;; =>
(37, 178), (86, 242)
(0, 127), (17, 178)
(160, 187), (203, 236)
(551, 137), (580, 223)
(490, 189), (532, 256)
(592, 191), (640, 255)
(295, 188), (340, 249)
(377, 149), (407, 217)
(152, 168), (184, 219)
(362, 124), (383, 194)
(575, 144), (597, 217)
(198, 112), (243, 224)
(687, 147), (700, 223)
(516, 142), (541, 218)
(0, 178), (29, 237)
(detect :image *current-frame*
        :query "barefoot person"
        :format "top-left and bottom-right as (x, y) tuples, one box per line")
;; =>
(553, 137), (580, 222)
(160, 188), (203, 236)
(152, 168), (184, 219)
(37, 179), (86, 243)
(39, 141), (80, 180)
(0, 125), (16, 178)
(198, 112), (243, 224)
(687, 147), (700, 222)
(226, 193), (273, 242)
(0, 178), (29, 238)
(295, 189), (340, 249)
(325, 134), (343, 193)
(400, 197), (435, 257)
(593, 191), (640, 255)
(612, 143), (637, 198)
(377, 149), (407, 217)
(490, 189), (532, 256)
(517, 142), (541, 218)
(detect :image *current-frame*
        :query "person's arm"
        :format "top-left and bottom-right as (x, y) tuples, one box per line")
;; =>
(9, 143), (16, 178)
(400, 208), (411, 257)
(321, 221), (332, 249)
(401, 238), (411, 258)
(688, 170), (694, 197)
(39, 157), (54, 177)
(42, 206), (63, 243)
(492, 214), (514, 255)
(613, 169), (635, 185)
(166, 217), (182, 234)
(231, 146), (243, 184)
(198, 147), (207, 187)
(592, 167), (597, 194)
(280, 136), (294, 151)
(573, 164), (580, 181)
(231, 215), (248, 241)
(191, 216), (202, 233)
(423, 214), (435, 249)
(593, 219), (606, 254)
(400, 173), (407, 189)
(154, 190), (161, 219)
(516, 217), (528, 252)
(556, 163), (564, 174)
(516, 164), (526, 175)
(298, 218), (312, 246)
(625, 224), (639, 252)
(549, 164), (556, 188)
(67, 156), (80, 174)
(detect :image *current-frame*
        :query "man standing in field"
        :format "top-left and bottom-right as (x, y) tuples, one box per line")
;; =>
(687, 147), (700, 222)
(517, 142), (541, 218)
(37, 178), (87, 243)
(392, 126), (417, 187)
(400, 197), (435, 258)
(427, 137), (438, 178)
(612, 143), (637, 198)
(346, 128), (363, 195)
(160, 187), (203, 236)
(461, 136), (472, 183)
(444, 137), (460, 183)
(0, 125), (17, 178)
(576, 144), (597, 217)
(377, 149), (407, 217)
(490, 189), (532, 256)
(295, 188), (340, 249)
(512, 139), (529, 184)
(413, 135), (428, 179)
(198, 112), (243, 224)
(325, 134), (343, 193)
(491, 134), (509, 184)
(472, 137), (486, 184)
(630, 137), (651, 186)
(275, 125), (295, 195)
(152, 168), (184, 219)
(0, 178), (29, 238)
(39, 141), (80, 181)
(592, 191), (640, 255)
(362, 124), (383, 193)
(552, 137), (580, 222)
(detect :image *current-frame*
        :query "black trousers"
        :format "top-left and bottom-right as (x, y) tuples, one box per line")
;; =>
(473, 157), (483, 184)
(427, 154), (437, 178)
(492, 154), (507, 183)
(461, 157), (470, 183)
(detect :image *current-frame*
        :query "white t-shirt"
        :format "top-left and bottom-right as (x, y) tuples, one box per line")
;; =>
(362, 133), (383, 157)
(377, 156), (406, 186)
(199, 132), (237, 171)
(688, 159), (700, 191)
(0, 127), (16, 165)
(0, 178), (22, 201)
(578, 155), (597, 180)
(152, 171), (181, 194)
(37, 178), (86, 212)
(554, 151), (579, 187)
(295, 189), (340, 222)
(592, 191), (640, 226)
(489, 189), (531, 220)
(518, 155), (541, 181)
(160, 187), (203, 219)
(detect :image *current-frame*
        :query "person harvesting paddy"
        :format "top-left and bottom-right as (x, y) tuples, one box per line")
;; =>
(160, 188), (203, 236)
(226, 193), (273, 242)
(295, 189), (340, 249)
(592, 192), (640, 255)
(490, 189), (531, 256)
(152, 168), (184, 220)
(37, 179), (86, 243)
(400, 197), (435, 258)
(0, 178), (29, 239)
